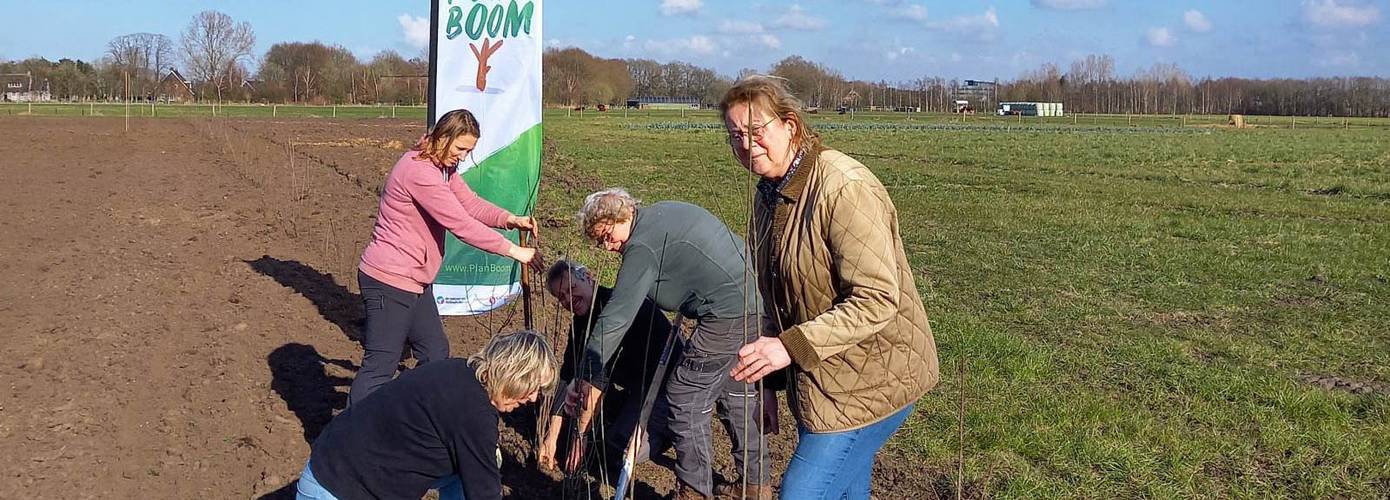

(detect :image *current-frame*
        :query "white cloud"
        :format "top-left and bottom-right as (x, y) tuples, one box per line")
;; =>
(1146, 27), (1176, 47)
(713, 20), (781, 49)
(397, 14), (429, 49)
(686, 35), (716, 54)
(660, 0), (702, 17)
(773, 4), (827, 30)
(1184, 10), (1212, 32)
(1319, 51), (1361, 66)
(935, 7), (1000, 30)
(893, 4), (929, 22)
(885, 45), (915, 61)
(892, 5), (999, 42)
(1302, 0), (1381, 28)
(1031, 0), (1106, 10)
(718, 20), (766, 35)
(927, 7), (1000, 41)
(755, 34), (783, 50)
(1010, 50), (1040, 69)
(642, 35), (717, 56)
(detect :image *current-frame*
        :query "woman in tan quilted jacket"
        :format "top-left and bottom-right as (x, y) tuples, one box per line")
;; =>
(725, 75), (940, 500)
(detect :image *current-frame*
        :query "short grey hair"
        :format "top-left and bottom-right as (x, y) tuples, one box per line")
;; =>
(545, 259), (590, 290)
(578, 188), (640, 241)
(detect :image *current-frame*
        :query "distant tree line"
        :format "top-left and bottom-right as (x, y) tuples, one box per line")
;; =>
(0, 10), (428, 105)
(543, 49), (1390, 118)
(1002, 54), (1390, 117)
(3, 10), (1388, 117)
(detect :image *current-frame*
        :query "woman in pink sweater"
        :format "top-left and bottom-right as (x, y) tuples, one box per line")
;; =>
(350, 108), (540, 406)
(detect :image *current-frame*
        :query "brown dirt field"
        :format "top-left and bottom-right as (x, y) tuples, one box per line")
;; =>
(0, 117), (941, 499)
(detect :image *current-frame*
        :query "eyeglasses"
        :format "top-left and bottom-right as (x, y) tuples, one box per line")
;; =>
(726, 119), (777, 146)
(590, 224), (620, 249)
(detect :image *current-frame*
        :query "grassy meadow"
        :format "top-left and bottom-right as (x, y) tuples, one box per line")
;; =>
(535, 109), (1390, 498)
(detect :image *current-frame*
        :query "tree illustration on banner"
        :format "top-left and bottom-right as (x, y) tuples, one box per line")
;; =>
(471, 38), (503, 91)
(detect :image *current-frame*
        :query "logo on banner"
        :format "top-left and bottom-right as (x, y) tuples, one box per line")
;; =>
(444, 0), (535, 92)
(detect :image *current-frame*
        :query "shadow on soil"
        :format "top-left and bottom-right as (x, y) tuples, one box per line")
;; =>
(256, 343), (355, 500)
(268, 343), (355, 444)
(256, 482), (298, 500)
(246, 255), (362, 342)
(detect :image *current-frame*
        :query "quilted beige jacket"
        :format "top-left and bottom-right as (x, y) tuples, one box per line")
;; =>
(752, 148), (939, 432)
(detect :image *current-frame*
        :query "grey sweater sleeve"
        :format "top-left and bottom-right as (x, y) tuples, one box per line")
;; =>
(581, 244), (659, 388)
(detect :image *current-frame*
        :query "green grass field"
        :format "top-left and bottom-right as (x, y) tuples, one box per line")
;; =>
(534, 109), (1390, 498)
(5, 102), (1389, 130)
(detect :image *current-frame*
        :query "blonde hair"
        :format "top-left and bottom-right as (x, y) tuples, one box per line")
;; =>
(414, 108), (482, 167)
(719, 74), (821, 152)
(468, 330), (557, 402)
(577, 188), (639, 242)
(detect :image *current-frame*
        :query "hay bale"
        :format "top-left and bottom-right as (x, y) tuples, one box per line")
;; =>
(1228, 114), (1246, 128)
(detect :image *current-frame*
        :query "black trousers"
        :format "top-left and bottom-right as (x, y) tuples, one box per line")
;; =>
(348, 270), (450, 407)
(649, 315), (768, 496)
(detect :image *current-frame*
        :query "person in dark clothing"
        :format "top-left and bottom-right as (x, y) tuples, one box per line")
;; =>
(295, 330), (557, 500)
(564, 190), (769, 499)
(538, 258), (673, 472)
(541, 258), (770, 496)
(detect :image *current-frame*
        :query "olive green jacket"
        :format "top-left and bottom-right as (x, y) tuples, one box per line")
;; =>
(753, 148), (939, 432)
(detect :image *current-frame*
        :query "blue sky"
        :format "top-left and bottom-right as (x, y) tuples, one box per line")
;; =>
(1, 0), (1386, 81)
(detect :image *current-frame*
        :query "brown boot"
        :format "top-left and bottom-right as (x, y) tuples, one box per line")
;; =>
(674, 481), (711, 500)
(713, 482), (773, 500)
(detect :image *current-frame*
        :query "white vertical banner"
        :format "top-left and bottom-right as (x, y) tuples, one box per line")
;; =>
(429, 0), (543, 315)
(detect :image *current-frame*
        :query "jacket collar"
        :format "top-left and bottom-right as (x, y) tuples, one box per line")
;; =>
(777, 146), (818, 203)
(759, 146), (819, 205)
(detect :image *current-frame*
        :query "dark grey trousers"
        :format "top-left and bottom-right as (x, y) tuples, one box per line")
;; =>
(642, 315), (769, 496)
(348, 270), (449, 407)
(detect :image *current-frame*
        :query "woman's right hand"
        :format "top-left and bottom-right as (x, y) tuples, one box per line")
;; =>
(538, 424), (561, 470)
(507, 245), (544, 272)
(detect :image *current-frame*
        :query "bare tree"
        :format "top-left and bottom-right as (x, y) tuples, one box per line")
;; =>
(179, 10), (255, 101)
(107, 33), (172, 98)
(626, 59), (661, 97)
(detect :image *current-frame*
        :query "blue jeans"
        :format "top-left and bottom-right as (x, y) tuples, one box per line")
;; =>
(296, 460), (466, 500)
(295, 462), (338, 500)
(779, 404), (914, 500)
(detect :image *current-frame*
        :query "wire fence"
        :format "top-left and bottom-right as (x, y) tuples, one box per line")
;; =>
(5, 102), (1388, 131)
(554, 106), (1390, 131)
(0, 102), (429, 119)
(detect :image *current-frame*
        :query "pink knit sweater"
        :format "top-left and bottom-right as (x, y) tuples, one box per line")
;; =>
(359, 151), (513, 294)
